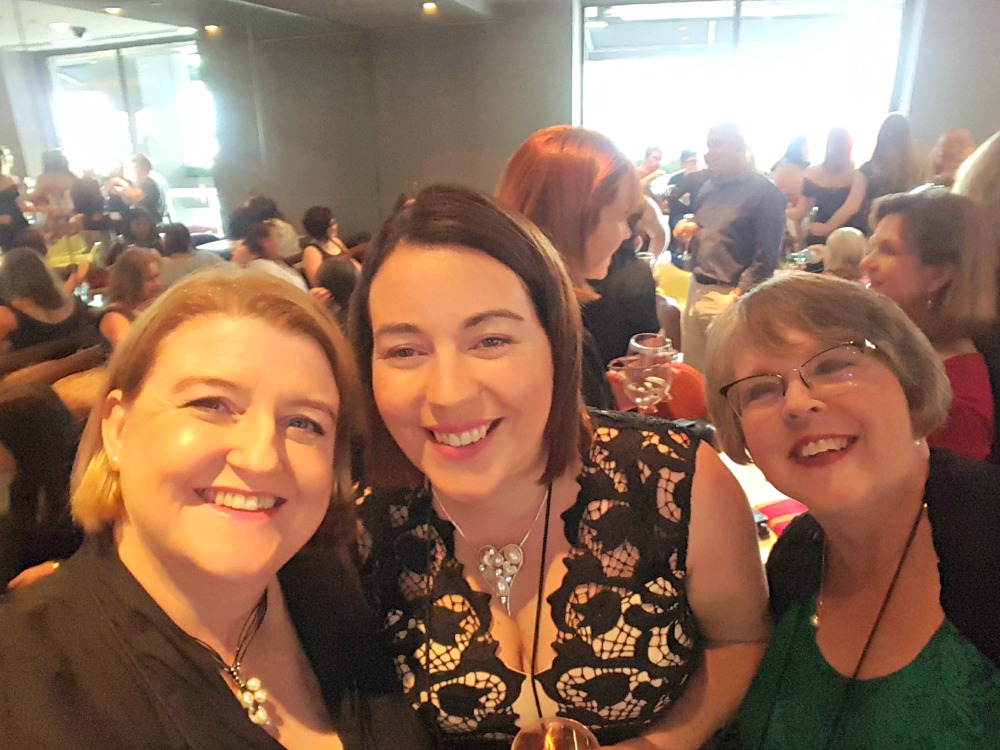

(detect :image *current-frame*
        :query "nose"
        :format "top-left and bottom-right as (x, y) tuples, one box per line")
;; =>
(780, 373), (824, 420)
(860, 251), (875, 274)
(228, 410), (282, 474)
(425, 350), (476, 408)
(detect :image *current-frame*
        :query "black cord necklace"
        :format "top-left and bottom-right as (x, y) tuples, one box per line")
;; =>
(529, 486), (553, 719)
(757, 501), (927, 750)
(195, 590), (272, 726)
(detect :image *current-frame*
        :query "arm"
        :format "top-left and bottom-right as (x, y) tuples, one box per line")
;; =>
(99, 311), (132, 349)
(0, 306), (17, 349)
(637, 197), (667, 256)
(808, 170), (866, 237)
(301, 244), (323, 286)
(738, 186), (787, 292)
(612, 442), (770, 749)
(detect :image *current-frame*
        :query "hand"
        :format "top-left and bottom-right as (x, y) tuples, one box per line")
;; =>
(673, 219), (699, 242)
(8, 560), (60, 589)
(308, 287), (332, 304)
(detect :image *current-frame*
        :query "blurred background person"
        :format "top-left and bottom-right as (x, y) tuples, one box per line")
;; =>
(802, 127), (857, 246)
(821, 227), (867, 282)
(158, 223), (226, 287)
(929, 128), (976, 187)
(496, 124), (641, 409)
(809, 112), (920, 237)
(0, 144), (30, 252)
(97, 248), (163, 350)
(863, 189), (997, 460)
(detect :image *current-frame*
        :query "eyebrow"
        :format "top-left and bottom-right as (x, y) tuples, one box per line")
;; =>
(373, 308), (526, 338)
(172, 377), (339, 419)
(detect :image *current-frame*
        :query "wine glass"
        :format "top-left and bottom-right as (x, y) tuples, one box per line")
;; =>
(511, 717), (600, 750)
(608, 333), (676, 413)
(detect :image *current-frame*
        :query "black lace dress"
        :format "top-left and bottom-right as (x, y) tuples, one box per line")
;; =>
(357, 410), (703, 748)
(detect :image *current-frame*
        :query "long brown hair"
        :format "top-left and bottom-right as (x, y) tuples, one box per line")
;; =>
(0, 247), (66, 310)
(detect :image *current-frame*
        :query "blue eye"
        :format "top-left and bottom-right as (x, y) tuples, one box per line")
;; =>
(289, 416), (326, 436)
(386, 346), (419, 359)
(186, 397), (229, 413)
(478, 336), (511, 349)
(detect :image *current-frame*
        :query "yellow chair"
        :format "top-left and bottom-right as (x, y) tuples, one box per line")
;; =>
(654, 259), (691, 310)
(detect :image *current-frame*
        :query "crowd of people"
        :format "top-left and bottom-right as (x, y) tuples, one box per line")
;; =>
(0, 111), (998, 750)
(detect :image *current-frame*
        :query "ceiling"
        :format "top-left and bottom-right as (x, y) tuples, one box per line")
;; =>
(0, 0), (544, 50)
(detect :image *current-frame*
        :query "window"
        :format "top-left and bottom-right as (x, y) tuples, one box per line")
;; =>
(582, 0), (908, 170)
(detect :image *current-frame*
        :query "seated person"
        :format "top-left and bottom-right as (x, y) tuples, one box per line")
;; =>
(103, 207), (164, 266)
(0, 382), (81, 587)
(0, 248), (96, 353)
(821, 227), (867, 282)
(0, 270), (432, 749)
(301, 206), (358, 284)
(704, 273), (1000, 747)
(158, 223), (226, 286)
(244, 221), (308, 292)
(97, 248), (163, 349)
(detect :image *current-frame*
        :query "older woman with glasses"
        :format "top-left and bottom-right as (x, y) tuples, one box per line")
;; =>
(704, 272), (1000, 749)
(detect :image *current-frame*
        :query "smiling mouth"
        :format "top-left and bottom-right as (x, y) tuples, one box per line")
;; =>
(792, 436), (856, 459)
(428, 419), (501, 448)
(198, 489), (286, 512)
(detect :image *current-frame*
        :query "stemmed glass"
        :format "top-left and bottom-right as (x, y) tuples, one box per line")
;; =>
(608, 333), (677, 414)
(511, 717), (600, 750)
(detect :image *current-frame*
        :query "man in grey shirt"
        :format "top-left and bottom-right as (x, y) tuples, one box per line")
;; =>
(675, 122), (786, 371)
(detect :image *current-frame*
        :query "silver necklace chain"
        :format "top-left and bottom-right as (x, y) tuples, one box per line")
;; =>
(433, 485), (552, 616)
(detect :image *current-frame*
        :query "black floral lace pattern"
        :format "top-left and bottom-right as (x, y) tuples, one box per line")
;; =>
(357, 411), (701, 747)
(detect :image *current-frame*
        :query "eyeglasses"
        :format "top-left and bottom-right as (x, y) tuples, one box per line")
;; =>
(719, 340), (878, 418)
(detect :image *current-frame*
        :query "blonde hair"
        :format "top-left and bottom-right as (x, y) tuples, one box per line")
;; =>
(823, 228), (867, 280)
(704, 273), (951, 464)
(953, 129), (1000, 273)
(72, 268), (363, 551)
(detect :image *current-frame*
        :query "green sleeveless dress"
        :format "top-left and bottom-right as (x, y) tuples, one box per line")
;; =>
(739, 596), (1000, 749)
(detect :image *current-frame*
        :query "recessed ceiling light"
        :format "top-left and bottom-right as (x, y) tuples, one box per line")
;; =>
(204, 24), (221, 34)
(104, 7), (123, 14)
(49, 22), (70, 32)
(422, 2), (438, 13)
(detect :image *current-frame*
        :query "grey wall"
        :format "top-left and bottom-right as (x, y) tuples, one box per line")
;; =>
(0, 50), (58, 178)
(201, 1), (573, 237)
(906, 0), (1000, 144)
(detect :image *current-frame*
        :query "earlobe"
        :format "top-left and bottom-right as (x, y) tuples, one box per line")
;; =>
(101, 389), (128, 464)
(925, 266), (954, 296)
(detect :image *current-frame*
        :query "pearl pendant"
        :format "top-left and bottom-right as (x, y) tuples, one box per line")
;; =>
(810, 612), (820, 629)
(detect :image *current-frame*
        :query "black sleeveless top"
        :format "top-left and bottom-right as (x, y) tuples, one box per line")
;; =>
(357, 410), (702, 748)
(6, 298), (93, 350)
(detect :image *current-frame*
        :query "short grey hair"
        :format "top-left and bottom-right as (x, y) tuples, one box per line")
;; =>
(705, 273), (952, 464)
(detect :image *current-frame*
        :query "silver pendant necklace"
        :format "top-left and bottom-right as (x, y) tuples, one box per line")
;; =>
(196, 590), (272, 726)
(434, 484), (552, 616)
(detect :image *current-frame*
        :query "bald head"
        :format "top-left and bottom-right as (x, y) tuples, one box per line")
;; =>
(705, 122), (749, 178)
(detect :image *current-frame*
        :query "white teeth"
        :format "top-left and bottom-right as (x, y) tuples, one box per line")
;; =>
(431, 424), (489, 447)
(203, 489), (278, 511)
(799, 437), (850, 458)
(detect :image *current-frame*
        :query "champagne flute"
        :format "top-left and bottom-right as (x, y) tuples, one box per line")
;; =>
(511, 717), (600, 750)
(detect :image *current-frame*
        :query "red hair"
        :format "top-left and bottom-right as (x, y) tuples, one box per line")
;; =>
(495, 125), (639, 288)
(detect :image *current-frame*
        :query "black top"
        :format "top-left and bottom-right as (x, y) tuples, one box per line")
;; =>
(583, 245), (661, 367)
(802, 178), (852, 245)
(766, 449), (1000, 669)
(688, 171), (786, 293)
(0, 531), (433, 749)
(0, 183), (29, 251)
(358, 410), (702, 748)
(5, 298), (96, 351)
